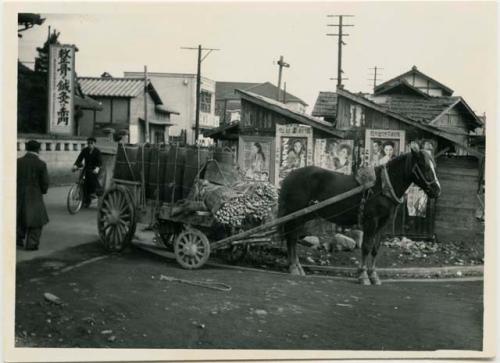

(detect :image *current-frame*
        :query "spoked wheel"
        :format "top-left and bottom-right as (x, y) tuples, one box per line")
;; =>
(67, 183), (83, 214)
(174, 228), (210, 269)
(97, 186), (136, 252)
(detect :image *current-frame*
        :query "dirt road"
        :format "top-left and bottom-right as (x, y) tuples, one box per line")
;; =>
(15, 242), (483, 351)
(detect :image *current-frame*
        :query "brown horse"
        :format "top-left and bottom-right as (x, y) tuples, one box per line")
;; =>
(278, 146), (441, 285)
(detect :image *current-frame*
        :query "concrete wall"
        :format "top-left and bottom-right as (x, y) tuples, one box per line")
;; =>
(17, 135), (117, 186)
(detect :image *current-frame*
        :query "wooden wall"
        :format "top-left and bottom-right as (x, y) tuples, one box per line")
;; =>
(434, 156), (483, 242)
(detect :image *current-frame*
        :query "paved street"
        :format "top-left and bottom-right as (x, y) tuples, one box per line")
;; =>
(14, 187), (484, 351)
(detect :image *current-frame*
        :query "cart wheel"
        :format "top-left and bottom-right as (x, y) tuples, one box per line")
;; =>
(98, 186), (136, 252)
(67, 183), (83, 214)
(174, 228), (210, 269)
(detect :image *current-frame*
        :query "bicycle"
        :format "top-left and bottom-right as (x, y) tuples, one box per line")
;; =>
(67, 168), (85, 214)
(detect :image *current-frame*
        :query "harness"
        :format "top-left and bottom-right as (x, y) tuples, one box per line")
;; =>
(411, 162), (439, 189)
(381, 164), (404, 204)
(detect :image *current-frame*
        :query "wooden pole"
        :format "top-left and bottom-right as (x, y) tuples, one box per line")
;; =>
(144, 65), (149, 143)
(211, 182), (374, 249)
(195, 45), (201, 144)
(337, 15), (343, 89)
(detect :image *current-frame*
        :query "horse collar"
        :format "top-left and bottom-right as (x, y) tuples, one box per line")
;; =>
(381, 165), (404, 204)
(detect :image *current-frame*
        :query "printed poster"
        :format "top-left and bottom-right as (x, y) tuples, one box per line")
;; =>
(314, 138), (354, 175)
(275, 124), (313, 185)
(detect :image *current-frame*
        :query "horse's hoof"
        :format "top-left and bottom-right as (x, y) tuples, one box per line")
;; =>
(290, 265), (306, 276)
(368, 271), (382, 285)
(358, 276), (371, 285)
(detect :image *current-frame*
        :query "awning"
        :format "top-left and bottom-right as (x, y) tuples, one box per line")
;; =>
(139, 118), (175, 126)
(74, 94), (103, 111)
(155, 104), (180, 115)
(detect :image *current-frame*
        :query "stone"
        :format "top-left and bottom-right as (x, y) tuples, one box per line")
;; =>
(333, 233), (356, 251)
(44, 292), (62, 305)
(300, 236), (321, 249)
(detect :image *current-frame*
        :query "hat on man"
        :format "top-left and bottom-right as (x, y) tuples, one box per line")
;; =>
(87, 137), (97, 143)
(26, 140), (41, 153)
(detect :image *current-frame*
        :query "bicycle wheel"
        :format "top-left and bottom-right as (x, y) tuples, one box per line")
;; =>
(67, 183), (83, 214)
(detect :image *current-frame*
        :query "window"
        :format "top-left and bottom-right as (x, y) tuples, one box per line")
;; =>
(349, 105), (365, 127)
(112, 98), (129, 123)
(95, 98), (111, 123)
(94, 98), (129, 124)
(200, 91), (212, 113)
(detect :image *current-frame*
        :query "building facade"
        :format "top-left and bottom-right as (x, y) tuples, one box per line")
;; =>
(215, 82), (308, 125)
(79, 75), (178, 144)
(125, 72), (219, 145)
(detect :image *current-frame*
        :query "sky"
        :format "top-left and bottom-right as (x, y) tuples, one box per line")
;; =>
(17, 2), (497, 120)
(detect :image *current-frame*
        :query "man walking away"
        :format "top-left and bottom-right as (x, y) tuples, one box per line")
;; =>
(17, 140), (49, 250)
(72, 137), (102, 208)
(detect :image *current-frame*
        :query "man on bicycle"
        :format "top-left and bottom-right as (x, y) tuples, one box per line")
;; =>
(72, 137), (103, 208)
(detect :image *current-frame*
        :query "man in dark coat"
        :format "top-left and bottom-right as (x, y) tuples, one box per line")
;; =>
(72, 137), (102, 207)
(17, 140), (50, 250)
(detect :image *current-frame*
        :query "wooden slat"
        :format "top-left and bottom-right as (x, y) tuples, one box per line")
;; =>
(211, 182), (373, 250)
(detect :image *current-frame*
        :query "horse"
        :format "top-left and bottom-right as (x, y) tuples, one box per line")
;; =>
(278, 146), (441, 285)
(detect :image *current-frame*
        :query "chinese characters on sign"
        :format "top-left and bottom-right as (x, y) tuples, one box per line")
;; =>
(48, 44), (75, 134)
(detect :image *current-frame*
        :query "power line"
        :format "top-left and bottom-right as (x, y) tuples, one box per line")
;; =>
(326, 15), (354, 90)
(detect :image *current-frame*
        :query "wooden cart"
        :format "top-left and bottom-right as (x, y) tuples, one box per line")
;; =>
(98, 143), (372, 269)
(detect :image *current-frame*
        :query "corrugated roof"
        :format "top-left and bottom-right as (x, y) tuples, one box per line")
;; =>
(312, 91), (337, 117)
(215, 81), (308, 106)
(79, 77), (145, 98)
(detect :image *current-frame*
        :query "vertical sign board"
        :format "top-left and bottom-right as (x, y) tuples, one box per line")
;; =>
(275, 124), (313, 186)
(48, 44), (75, 135)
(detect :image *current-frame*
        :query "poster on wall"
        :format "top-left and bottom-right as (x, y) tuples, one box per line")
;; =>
(275, 124), (313, 185)
(48, 44), (76, 135)
(238, 136), (274, 182)
(314, 139), (354, 175)
(364, 129), (406, 167)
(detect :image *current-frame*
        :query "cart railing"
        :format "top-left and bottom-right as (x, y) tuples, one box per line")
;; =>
(211, 181), (375, 250)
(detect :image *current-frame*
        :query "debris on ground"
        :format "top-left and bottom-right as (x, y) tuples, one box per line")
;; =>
(43, 293), (62, 305)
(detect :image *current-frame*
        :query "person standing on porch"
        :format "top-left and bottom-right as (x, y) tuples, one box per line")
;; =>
(72, 137), (103, 208)
(17, 140), (49, 250)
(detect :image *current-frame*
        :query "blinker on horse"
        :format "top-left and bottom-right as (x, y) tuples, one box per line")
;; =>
(278, 146), (441, 285)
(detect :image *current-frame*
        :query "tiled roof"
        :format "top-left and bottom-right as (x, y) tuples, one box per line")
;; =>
(375, 66), (454, 96)
(215, 82), (260, 99)
(216, 81), (308, 106)
(366, 94), (459, 124)
(311, 91), (337, 117)
(79, 77), (145, 98)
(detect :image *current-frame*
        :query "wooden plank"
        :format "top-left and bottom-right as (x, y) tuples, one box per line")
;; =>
(211, 182), (374, 250)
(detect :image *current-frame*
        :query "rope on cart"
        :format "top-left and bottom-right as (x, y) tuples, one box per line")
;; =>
(159, 274), (232, 292)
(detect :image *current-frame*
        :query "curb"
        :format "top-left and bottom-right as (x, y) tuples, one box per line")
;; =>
(134, 243), (483, 280)
(302, 264), (483, 278)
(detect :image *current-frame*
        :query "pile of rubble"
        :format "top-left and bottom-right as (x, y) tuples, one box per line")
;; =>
(383, 237), (439, 258)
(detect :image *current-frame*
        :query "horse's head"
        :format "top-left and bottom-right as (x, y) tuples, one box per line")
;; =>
(409, 144), (441, 198)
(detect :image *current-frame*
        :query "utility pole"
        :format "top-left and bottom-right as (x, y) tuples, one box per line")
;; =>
(181, 45), (220, 144)
(327, 15), (354, 89)
(276, 55), (290, 101)
(283, 82), (287, 103)
(368, 66), (384, 92)
(144, 65), (149, 143)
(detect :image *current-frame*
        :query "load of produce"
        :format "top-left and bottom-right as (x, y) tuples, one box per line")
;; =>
(196, 179), (278, 228)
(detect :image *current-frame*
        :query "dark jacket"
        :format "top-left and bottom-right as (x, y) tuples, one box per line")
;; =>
(17, 152), (49, 227)
(74, 146), (102, 171)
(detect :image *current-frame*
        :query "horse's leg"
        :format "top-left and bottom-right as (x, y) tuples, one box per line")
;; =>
(285, 222), (305, 276)
(368, 215), (391, 286)
(359, 219), (377, 285)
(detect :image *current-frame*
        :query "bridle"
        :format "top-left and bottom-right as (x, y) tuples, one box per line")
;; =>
(411, 158), (440, 190)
